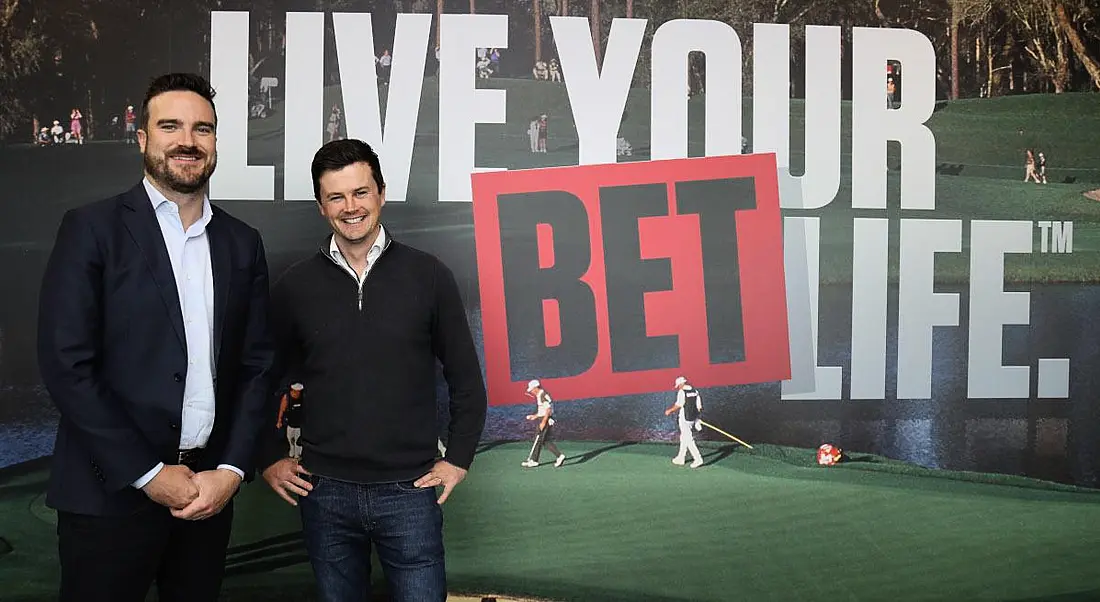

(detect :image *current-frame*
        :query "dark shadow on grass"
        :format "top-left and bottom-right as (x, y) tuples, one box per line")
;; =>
(228, 532), (303, 556)
(224, 552), (312, 578)
(701, 444), (743, 466)
(224, 532), (309, 576)
(475, 440), (516, 455)
(936, 162), (965, 175)
(226, 534), (305, 563)
(0, 458), (52, 502)
(837, 453), (879, 464)
(562, 441), (638, 467)
(0, 457), (53, 482)
(0, 480), (49, 501)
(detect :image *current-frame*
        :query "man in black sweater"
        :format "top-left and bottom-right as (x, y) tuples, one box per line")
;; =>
(258, 139), (487, 602)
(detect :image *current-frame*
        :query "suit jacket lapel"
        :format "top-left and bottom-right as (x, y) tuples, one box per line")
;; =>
(120, 184), (186, 350)
(207, 211), (231, 368)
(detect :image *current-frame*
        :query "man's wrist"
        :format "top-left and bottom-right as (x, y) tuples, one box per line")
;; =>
(217, 464), (245, 482)
(132, 462), (165, 489)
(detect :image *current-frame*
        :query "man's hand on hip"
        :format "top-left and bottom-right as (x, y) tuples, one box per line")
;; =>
(414, 460), (467, 505)
(171, 468), (242, 520)
(262, 457), (313, 506)
(142, 464), (199, 509)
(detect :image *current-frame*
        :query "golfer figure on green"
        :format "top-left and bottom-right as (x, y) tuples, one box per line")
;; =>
(522, 379), (566, 468)
(664, 376), (704, 468)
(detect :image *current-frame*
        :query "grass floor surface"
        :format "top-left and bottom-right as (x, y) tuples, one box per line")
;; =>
(2, 441), (1100, 601)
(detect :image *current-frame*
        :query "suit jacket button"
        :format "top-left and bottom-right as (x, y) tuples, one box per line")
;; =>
(173, 373), (182, 382)
(170, 423), (179, 430)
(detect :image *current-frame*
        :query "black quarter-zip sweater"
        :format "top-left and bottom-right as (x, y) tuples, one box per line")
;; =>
(260, 232), (488, 484)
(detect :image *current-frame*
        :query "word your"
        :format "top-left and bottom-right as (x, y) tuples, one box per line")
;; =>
(208, 12), (936, 209)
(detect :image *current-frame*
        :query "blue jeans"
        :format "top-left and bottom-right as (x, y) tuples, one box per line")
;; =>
(299, 474), (446, 602)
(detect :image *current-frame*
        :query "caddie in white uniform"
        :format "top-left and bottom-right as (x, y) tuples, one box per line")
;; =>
(664, 376), (703, 468)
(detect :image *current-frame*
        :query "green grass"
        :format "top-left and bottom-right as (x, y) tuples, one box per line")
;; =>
(3, 443), (1100, 601)
(929, 93), (1100, 177)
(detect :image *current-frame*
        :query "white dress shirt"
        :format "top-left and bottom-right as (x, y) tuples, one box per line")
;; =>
(132, 178), (243, 489)
(329, 224), (386, 286)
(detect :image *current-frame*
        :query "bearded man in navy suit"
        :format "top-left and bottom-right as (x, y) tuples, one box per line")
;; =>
(36, 72), (276, 602)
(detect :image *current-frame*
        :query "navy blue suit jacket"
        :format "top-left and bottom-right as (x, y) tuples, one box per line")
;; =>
(37, 181), (276, 516)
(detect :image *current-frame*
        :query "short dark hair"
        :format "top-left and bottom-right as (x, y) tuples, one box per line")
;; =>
(310, 139), (386, 201)
(140, 73), (217, 130)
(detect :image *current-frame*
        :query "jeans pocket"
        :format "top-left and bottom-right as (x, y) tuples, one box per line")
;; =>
(393, 480), (430, 494)
(306, 473), (325, 495)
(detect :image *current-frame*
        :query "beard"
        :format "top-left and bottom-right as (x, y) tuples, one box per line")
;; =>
(144, 146), (216, 194)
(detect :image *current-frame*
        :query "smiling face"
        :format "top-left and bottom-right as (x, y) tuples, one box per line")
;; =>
(137, 90), (217, 195)
(317, 161), (386, 247)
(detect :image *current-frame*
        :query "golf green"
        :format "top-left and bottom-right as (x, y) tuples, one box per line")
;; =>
(2, 441), (1099, 601)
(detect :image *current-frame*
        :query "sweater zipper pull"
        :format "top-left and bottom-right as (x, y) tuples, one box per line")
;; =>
(357, 285), (363, 310)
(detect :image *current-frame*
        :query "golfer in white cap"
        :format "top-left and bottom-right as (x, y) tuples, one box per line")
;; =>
(276, 383), (305, 459)
(522, 379), (566, 468)
(664, 376), (703, 468)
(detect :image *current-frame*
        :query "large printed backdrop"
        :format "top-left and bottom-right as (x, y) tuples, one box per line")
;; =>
(1, 0), (1099, 488)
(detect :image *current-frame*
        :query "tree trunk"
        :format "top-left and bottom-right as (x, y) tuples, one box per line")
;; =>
(590, 0), (601, 65)
(1044, 0), (1071, 92)
(1053, 28), (1069, 92)
(535, 0), (542, 62)
(951, 19), (959, 99)
(1053, 1), (1100, 90)
(975, 33), (982, 95)
(986, 33), (996, 96)
(86, 89), (94, 140)
(437, 0), (443, 48)
(1024, 34), (1061, 92)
